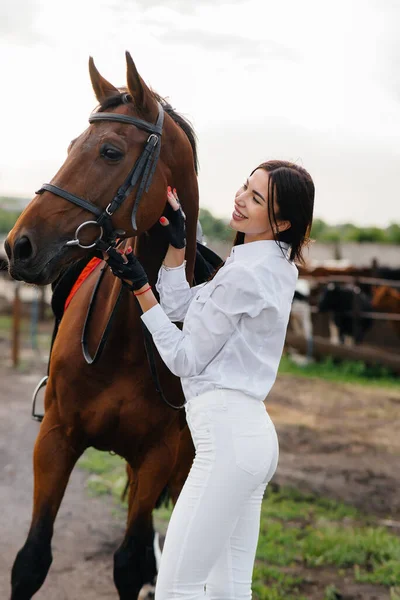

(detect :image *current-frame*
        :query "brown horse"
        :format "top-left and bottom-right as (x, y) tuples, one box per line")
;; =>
(372, 285), (400, 337)
(5, 52), (198, 599)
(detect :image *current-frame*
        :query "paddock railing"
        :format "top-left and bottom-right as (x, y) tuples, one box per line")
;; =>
(303, 275), (400, 324)
(287, 273), (400, 374)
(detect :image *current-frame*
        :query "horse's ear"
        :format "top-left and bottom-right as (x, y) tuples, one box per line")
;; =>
(125, 51), (158, 117)
(89, 57), (119, 103)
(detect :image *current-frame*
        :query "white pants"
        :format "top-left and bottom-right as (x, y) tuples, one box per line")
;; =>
(155, 388), (279, 600)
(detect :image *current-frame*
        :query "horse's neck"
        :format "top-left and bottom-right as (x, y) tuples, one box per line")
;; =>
(134, 231), (170, 287)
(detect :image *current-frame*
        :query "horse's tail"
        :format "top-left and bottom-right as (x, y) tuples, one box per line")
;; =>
(121, 477), (130, 503)
(155, 483), (171, 508)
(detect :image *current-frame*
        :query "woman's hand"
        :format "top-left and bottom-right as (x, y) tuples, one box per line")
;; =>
(159, 187), (186, 249)
(105, 246), (149, 292)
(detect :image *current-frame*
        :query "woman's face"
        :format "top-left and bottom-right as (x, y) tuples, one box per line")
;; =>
(230, 168), (283, 242)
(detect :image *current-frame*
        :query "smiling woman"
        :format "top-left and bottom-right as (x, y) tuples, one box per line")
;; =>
(230, 160), (314, 264)
(103, 158), (315, 599)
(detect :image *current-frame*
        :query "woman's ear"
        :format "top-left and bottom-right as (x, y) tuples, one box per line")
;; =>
(275, 220), (291, 234)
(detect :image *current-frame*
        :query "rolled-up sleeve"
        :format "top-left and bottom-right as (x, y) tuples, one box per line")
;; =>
(155, 261), (206, 322)
(141, 263), (270, 378)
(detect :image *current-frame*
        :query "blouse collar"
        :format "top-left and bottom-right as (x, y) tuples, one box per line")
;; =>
(229, 240), (290, 262)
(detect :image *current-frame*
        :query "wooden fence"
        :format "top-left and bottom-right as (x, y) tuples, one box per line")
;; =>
(290, 274), (400, 374)
(304, 274), (400, 321)
(286, 333), (400, 375)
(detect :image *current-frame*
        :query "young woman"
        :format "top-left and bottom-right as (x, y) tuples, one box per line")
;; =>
(107, 160), (315, 600)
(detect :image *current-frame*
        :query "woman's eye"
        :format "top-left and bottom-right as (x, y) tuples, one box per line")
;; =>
(253, 197), (260, 204)
(100, 144), (123, 161)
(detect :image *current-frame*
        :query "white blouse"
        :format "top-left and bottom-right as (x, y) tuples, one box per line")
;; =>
(141, 240), (298, 402)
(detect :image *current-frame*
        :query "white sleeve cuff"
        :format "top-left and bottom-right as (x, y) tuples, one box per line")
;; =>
(161, 260), (186, 271)
(140, 303), (172, 334)
(158, 262), (189, 287)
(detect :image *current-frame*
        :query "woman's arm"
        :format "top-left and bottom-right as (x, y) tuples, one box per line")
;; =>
(137, 264), (269, 378)
(105, 249), (271, 379)
(154, 189), (208, 321)
(156, 259), (207, 322)
(163, 245), (185, 268)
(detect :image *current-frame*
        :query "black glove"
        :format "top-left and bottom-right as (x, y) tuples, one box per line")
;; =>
(159, 188), (186, 249)
(106, 248), (148, 292)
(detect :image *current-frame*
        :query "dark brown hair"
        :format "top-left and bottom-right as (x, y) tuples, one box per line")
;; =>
(233, 160), (315, 265)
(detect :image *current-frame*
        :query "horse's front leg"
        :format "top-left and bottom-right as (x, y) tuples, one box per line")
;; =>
(114, 438), (179, 600)
(11, 408), (84, 600)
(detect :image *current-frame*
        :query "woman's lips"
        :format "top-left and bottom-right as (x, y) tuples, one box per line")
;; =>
(232, 208), (247, 221)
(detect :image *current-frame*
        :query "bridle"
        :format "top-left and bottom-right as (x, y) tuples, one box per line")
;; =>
(36, 97), (165, 251)
(32, 97), (187, 410)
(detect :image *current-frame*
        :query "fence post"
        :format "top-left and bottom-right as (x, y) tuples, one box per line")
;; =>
(39, 286), (47, 321)
(30, 288), (39, 352)
(12, 281), (21, 368)
(352, 278), (361, 343)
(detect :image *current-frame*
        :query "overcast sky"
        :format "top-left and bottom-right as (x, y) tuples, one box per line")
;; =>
(1, 0), (399, 226)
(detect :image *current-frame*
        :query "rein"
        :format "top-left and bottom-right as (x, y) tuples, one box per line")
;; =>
(82, 263), (186, 410)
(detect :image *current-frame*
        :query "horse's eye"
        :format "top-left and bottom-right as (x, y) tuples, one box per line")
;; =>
(100, 144), (124, 161)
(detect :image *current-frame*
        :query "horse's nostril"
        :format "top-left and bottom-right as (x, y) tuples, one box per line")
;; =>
(14, 236), (34, 261)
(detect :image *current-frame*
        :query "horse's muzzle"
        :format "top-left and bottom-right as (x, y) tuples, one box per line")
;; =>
(5, 233), (67, 285)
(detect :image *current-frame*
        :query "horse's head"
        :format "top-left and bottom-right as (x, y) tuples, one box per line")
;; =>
(5, 52), (198, 285)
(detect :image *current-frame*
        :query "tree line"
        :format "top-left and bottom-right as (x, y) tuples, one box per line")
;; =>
(310, 218), (400, 244)
(0, 200), (398, 245)
(0, 209), (21, 234)
(198, 209), (400, 245)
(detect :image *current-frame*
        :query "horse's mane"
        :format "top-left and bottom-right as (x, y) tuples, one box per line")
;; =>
(98, 91), (199, 175)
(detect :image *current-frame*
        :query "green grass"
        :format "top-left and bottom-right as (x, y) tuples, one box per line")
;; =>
(78, 448), (127, 503)
(252, 564), (306, 600)
(261, 486), (359, 522)
(324, 585), (342, 600)
(302, 526), (400, 571)
(78, 449), (400, 597)
(279, 354), (399, 388)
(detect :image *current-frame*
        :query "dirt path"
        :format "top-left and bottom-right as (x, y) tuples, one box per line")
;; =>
(0, 368), (399, 599)
(268, 375), (400, 519)
(0, 369), (124, 599)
